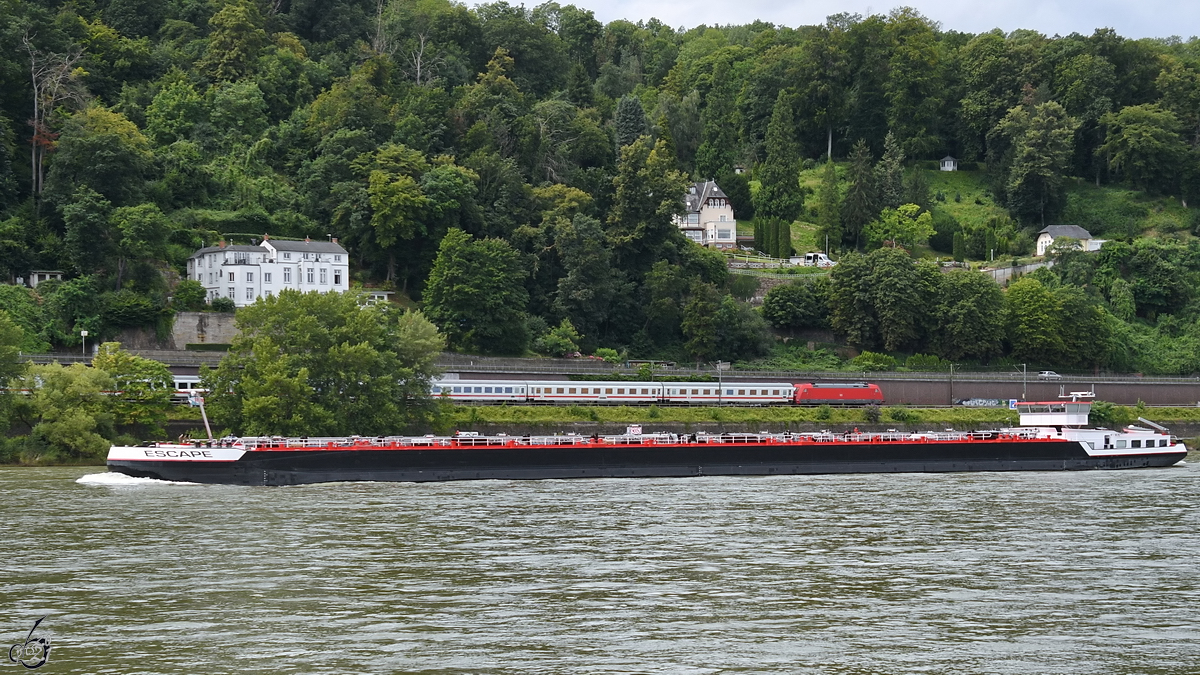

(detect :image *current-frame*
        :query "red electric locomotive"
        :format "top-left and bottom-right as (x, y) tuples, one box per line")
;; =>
(793, 382), (885, 405)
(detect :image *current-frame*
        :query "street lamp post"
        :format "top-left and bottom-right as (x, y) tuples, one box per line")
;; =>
(715, 360), (729, 405)
(80, 330), (88, 357)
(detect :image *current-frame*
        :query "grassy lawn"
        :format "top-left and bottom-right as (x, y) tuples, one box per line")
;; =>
(1061, 179), (1191, 238)
(441, 404), (1200, 427)
(924, 169), (1009, 230)
(442, 404), (1020, 426)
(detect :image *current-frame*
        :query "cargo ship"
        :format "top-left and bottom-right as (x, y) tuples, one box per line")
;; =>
(106, 396), (1188, 486)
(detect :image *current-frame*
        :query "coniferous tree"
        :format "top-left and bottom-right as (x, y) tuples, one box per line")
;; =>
(816, 160), (842, 252)
(567, 62), (594, 108)
(753, 89), (804, 222)
(615, 94), (647, 148)
(841, 139), (879, 249)
(696, 57), (739, 179)
(875, 131), (905, 210)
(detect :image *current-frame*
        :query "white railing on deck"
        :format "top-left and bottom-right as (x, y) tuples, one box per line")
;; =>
(229, 429), (1043, 450)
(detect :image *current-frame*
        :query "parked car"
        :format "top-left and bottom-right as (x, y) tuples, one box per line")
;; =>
(1037, 371), (1062, 380)
(790, 252), (837, 267)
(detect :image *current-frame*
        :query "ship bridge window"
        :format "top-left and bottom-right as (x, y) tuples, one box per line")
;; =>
(1115, 440), (1127, 448)
(1161, 439), (1169, 447)
(1131, 440), (1141, 448)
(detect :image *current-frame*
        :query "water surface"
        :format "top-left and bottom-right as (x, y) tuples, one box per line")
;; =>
(2, 460), (1198, 674)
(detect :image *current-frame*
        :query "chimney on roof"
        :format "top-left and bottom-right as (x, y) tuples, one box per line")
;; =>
(331, 237), (338, 244)
(263, 233), (269, 240)
(218, 240), (226, 249)
(305, 236), (310, 242)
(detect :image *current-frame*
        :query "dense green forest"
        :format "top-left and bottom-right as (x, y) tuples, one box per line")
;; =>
(2, 0), (1200, 376)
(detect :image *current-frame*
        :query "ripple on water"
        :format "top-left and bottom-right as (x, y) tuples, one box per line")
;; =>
(1, 462), (1198, 674)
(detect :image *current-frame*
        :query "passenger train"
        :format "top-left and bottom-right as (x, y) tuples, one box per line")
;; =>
(168, 376), (885, 407)
(432, 379), (884, 406)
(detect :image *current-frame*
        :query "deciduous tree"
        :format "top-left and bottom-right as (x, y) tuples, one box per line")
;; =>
(423, 228), (529, 354)
(205, 290), (444, 436)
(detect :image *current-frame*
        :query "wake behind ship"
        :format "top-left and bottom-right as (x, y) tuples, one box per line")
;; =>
(107, 397), (1188, 486)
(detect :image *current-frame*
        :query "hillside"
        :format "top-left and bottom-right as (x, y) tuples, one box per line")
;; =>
(0, 2), (1197, 372)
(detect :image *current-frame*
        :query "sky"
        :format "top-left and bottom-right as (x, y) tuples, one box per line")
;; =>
(566, 0), (1200, 40)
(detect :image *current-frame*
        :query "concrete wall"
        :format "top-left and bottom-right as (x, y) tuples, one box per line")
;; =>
(172, 311), (239, 347)
(877, 377), (1200, 407)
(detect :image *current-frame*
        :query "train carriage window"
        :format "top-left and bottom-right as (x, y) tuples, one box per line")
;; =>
(643, 388), (649, 395)
(738, 390), (745, 395)
(703, 389), (710, 395)
(726, 389), (733, 395)
(474, 387), (483, 393)
(605, 388), (613, 394)
(569, 388), (577, 394)
(557, 388), (564, 394)
(452, 386), (461, 393)
(518, 387), (524, 394)
(691, 389), (699, 395)
(485, 387), (493, 393)
(505, 387), (513, 393)
(617, 388), (625, 395)
(772, 389), (780, 395)
(535, 387), (542, 394)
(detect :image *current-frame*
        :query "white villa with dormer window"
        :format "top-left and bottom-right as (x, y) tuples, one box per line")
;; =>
(187, 236), (350, 307)
(673, 180), (738, 250)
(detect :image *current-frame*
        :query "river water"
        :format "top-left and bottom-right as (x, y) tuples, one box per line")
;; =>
(2, 460), (1199, 674)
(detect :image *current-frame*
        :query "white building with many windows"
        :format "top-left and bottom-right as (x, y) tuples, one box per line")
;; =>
(673, 180), (738, 250)
(187, 236), (350, 307)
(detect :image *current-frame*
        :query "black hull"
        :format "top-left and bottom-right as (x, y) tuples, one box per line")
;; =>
(107, 441), (1189, 486)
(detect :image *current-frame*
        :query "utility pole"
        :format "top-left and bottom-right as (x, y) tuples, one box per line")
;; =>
(1022, 363), (1027, 401)
(949, 363), (955, 405)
